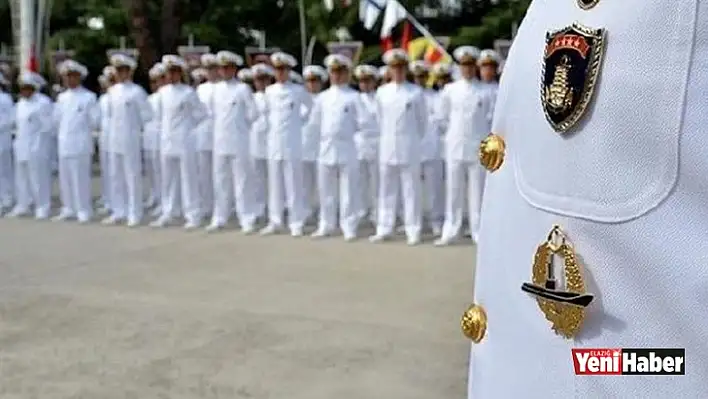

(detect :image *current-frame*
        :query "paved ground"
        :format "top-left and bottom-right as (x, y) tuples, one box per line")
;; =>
(0, 200), (475, 398)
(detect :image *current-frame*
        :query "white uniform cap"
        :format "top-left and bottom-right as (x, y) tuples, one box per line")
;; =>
(216, 51), (244, 67)
(354, 64), (378, 79)
(378, 65), (389, 79)
(190, 68), (208, 81)
(237, 68), (253, 81)
(382, 48), (409, 66)
(477, 49), (500, 66)
(453, 46), (481, 63)
(432, 63), (453, 77)
(323, 54), (353, 70)
(409, 60), (430, 75)
(110, 53), (137, 69)
(98, 75), (108, 87)
(149, 63), (166, 79)
(289, 70), (303, 84)
(201, 53), (218, 67)
(251, 63), (274, 77)
(271, 52), (298, 68)
(162, 54), (187, 70)
(102, 66), (117, 77)
(17, 70), (46, 89)
(302, 65), (328, 82)
(58, 59), (88, 79)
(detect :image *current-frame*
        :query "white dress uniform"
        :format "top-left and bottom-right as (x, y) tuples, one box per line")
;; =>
(301, 65), (327, 220)
(420, 87), (445, 234)
(98, 66), (116, 213)
(261, 52), (312, 236)
(355, 92), (379, 222)
(11, 72), (54, 219)
(0, 86), (15, 211)
(144, 63), (166, 213)
(469, 1), (708, 398)
(208, 77), (258, 231)
(249, 64), (273, 219)
(105, 55), (152, 225)
(53, 61), (100, 222)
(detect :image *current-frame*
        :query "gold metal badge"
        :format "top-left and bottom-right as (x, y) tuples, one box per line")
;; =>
(461, 304), (487, 343)
(577, 0), (600, 10)
(478, 134), (506, 172)
(521, 225), (594, 338)
(541, 23), (606, 133)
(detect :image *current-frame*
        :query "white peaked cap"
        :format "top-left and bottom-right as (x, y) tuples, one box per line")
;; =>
(103, 66), (117, 77)
(162, 54), (187, 70)
(302, 65), (328, 82)
(453, 46), (481, 63)
(201, 53), (218, 66)
(382, 48), (408, 65)
(431, 63), (453, 76)
(149, 63), (166, 79)
(251, 63), (274, 77)
(110, 53), (137, 69)
(409, 60), (430, 74)
(271, 52), (298, 68)
(98, 75), (108, 86)
(190, 68), (208, 81)
(58, 59), (88, 79)
(18, 70), (46, 89)
(237, 68), (253, 81)
(354, 64), (378, 79)
(216, 51), (244, 67)
(478, 49), (501, 65)
(289, 70), (303, 84)
(323, 54), (353, 70)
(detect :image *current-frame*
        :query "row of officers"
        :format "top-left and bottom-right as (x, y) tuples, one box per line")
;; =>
(0, 45), (500, 246)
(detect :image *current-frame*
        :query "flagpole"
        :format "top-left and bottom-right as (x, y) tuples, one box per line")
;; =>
(298, 0), (307, 66)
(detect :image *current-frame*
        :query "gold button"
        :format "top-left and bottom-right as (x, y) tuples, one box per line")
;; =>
(461, 304), (488, 343)
(478, 134), (506, 172)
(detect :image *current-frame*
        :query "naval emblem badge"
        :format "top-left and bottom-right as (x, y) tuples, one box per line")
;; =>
(521, 225), (594, 338)
(541, 23), (606, 133)
(577, 0), (600, 10)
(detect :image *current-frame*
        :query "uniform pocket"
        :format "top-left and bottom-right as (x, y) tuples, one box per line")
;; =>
(507, 1), (697, 223)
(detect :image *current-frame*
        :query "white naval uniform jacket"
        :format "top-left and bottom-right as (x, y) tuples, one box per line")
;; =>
(98, 93), (111, 152)
(354, 91), (379, 161)
(420, 88), (443, 162)
(196, 81), (216, 151)
(156, 83), (207, 157)
(469, 1), (708, 399)
(264, 82), (312, 161)
(301, 92), (320, 162)
(14, 93), (54, 162)
(0, 92), (14, 153)
(107, 81), (152, 155)
(53, 87), (100, 157)
(308, 85), (362, 166)
(480, 80), (499, 127)
(249, 90), (269, 159)
(212, 79), (256, 157)
(376, 82), (427, 165)
(439, 79), (494, 163)
(143, 93), (161, 152)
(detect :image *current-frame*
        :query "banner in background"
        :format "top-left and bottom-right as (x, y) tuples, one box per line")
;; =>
(245, 47), (280, 67)
(178, 45), (211, 69)
(326, 41), (363, 65)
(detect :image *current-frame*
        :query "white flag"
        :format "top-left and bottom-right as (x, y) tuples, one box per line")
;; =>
(359, 0), (387, 30)
(380, 0), (407, 39)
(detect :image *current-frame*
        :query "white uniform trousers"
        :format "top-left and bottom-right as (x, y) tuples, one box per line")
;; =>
(99, 150), (112, 210)
(212, 154), (257, 228)
(49, 136), (58, 172)
(441, 160), (485, 241)
(376, 163), (422, 238)
(197, 150), (214, 216)
(161, 152), (201, 223)
(317, 162), (359, 237)
(143, 150), (161, 208)
(0, 148), (14, 208)
(14, 157), (51, 216)
(302, 160), (317, 219)
(58, 155), (93, 219)
(422, 160), (445, 232)
(267, 160), (305, 230)
(251, 158), (268, 218)
(109, 151), (144, 222)
(358, 160), (378, 222)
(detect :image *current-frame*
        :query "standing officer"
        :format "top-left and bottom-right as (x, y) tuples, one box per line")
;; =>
(249, 63), (274, 220)
(477, 49), (500, 122)
(144, 62), (166, 214)
(97, 66), (116, 215)
(207, 50), (258, 233)
(309, 54), (361, 240)
(53, 60), (99, 223)
(369, 49), (427, 245)
(260, 51), (312, 237)
(435, 46), (493, 246)
(150, 55), (208, 229)
(301, 65), (328, 222)
(353, 64), (380, 225)
(195, 53), (220, 219)
(103, 54), (152, 227)
(0, 72), (14, 214)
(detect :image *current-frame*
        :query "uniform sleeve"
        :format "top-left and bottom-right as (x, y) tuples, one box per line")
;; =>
(88, 93), (101, 132)
(243, 86), (257, 125)
(414, 90), (428, 138)
(482, 90), (495, 131)
(438, 87), (451, 131)
(307, 94), (322, 129)
(136, 87), (153, 126)
(189, 90), (208, 126)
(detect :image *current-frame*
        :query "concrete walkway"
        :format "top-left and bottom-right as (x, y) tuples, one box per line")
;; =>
(0, 217), (474, 399)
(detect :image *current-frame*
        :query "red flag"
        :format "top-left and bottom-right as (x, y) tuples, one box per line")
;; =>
(28, 44), (38, 72)
(401, 21), (412, 50)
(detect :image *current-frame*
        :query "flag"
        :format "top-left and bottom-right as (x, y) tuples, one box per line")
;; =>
(28, 44), (38, 72)
(380, 0), (410, 52)
(360, 0), (386, 30)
